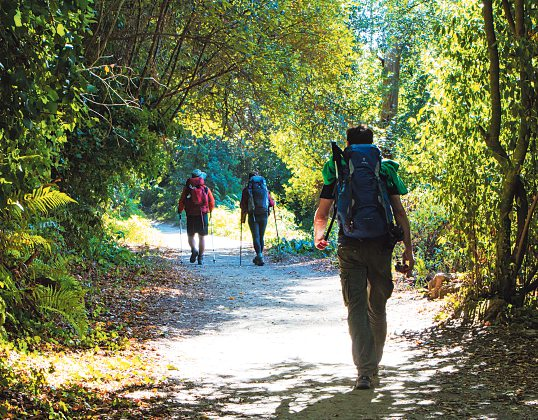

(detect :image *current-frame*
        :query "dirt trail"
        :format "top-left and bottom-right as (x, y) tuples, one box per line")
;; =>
(136, 223), (452, 419)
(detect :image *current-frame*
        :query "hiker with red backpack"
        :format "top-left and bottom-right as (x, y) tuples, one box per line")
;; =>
(177, 169), (215, 265)
(313, 125), (414, 390)
(240, 172), (275, 266)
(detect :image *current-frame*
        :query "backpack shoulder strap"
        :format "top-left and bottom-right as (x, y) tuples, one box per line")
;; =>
(331, 142), (344, 183)
(324, 142), (344, 240)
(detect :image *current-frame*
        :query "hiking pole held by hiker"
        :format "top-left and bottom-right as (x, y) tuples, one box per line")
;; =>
(209, 212), (216, 263)
(239, 215), (243, 266)
(178, 212), (184, 263)
(273, 204), (280, 243)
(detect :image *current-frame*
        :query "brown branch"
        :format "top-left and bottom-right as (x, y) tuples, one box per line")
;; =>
(138, 0), (170, 95)
(170, 63), (238, 118)
(90, 0), (127, 66)
(128, 2), (158, 69)
(85, 0), (107, 61)
(164, 15), (193, 83)
(513, 175), (529, 247)
(514, 0), (524, 37)
(501, 0), (516, 34)
(523, 270), (538, 295)
(514, 192), (538, 270)
(482, 0), (510, 166)
(127, 0), (144, 67)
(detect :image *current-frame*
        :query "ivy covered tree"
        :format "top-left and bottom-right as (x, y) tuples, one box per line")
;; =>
(407, 0), (537, 307)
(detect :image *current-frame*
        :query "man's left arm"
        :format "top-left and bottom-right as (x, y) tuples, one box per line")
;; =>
(389, 195), (414, 274)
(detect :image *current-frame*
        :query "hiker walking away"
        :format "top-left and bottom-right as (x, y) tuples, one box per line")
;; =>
(313, 125), (414, 390)
(240, 172), (275, 266)
(177, 169), (215, 265)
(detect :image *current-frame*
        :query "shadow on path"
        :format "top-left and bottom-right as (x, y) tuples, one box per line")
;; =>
(135, 225), (537, 419)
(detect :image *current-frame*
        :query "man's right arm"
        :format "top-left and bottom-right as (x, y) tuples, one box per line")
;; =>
(240, 188), (247, 223)
(177, 187), (187, 214)
(389, 194), (414, 274)
(314, 198), (334, 250)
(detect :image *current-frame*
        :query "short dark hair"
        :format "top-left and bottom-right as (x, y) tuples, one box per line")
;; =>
(248, 171), (258, 178)
(347, 125), (373, 144)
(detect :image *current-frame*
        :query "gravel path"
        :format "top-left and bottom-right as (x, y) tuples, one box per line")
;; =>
(139, 223), (447, 419)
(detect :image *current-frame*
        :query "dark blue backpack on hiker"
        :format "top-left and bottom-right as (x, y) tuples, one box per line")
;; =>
(247, 175), (270, 215)
(335, 143), (393, 239)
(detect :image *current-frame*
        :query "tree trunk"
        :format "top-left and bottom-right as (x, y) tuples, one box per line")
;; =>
(483, 0), (535, 305)
(482, 0), (514, 301)
(380, 46), (402, 127)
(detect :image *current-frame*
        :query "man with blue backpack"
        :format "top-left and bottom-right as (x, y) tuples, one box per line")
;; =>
(240, 171), (275, 266)
(313, 125), (414, 390)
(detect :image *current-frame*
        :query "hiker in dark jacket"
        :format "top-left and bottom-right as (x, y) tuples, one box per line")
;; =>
(313, 125), (414, 390)
(240, 171), (275, 266)
(177, 169), (215, 265)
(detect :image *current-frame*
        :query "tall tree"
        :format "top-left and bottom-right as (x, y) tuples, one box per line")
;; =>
(482, 0), (537, 305)
(407, 0), (537, 306)
(350, 0), (434, 129)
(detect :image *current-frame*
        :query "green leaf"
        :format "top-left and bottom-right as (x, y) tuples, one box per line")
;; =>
(14, 10), (22, 27)
(56, 23), (66, 36)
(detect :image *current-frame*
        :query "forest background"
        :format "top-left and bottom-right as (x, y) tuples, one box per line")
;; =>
(0, 0), (536, 415)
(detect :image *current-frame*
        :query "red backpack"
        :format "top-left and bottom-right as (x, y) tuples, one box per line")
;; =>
(184, 177), (209, 215)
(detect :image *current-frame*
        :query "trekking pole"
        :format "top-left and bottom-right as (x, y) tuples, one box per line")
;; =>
(210, 213), (216, 263)
(273, 205), (280, 243)
(239, 216), (243, 266)
(178, 213), (183, 263)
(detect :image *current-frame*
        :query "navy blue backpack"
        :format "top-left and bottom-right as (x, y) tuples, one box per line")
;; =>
(247, 175), (270, 215)
(333, 142), (393, 239)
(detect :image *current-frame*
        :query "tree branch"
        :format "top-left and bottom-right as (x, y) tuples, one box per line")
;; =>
(501, 0), (516, 34)
(482, 0), (510, 166)
(514, 192), (538, 271)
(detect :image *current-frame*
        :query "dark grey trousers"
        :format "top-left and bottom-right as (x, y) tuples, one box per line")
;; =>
(248, 213), (268, 255)
(337, 238), (394, 377)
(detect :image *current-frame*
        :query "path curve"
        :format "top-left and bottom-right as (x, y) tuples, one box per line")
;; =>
(146, 223), (443, 418)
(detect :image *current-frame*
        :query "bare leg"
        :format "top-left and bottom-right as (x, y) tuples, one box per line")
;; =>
(199, 235), (205, 255)
(188, 235), (197, 252)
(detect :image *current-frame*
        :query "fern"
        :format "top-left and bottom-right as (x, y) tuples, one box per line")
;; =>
(0, 185), (82, 339)
(32, 285), (88, 337)
(6, 232), (52, 256)
(23, 186), (76, 215)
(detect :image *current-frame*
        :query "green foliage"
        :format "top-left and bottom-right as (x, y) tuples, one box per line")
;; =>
(268, 237), (336, 259)
(0, 0), (93, 196)
(402, 0), (537, 301)
(404, 190), (453, 277)
(0, 186), (87, 339)
(59, 106), (168, 249)
(85, 0), (358, 227)
(140, 130), (291, 221)
(32, 285), (87, 337)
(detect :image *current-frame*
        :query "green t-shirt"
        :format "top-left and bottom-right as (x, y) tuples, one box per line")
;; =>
(321, 158), (408, 196)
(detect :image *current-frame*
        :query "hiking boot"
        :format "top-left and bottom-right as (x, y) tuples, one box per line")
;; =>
(197, 254), (204, 265)
(354, 375), (372, 390)
(253, 255), (265, 266)
(190, 249), (199, 263)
